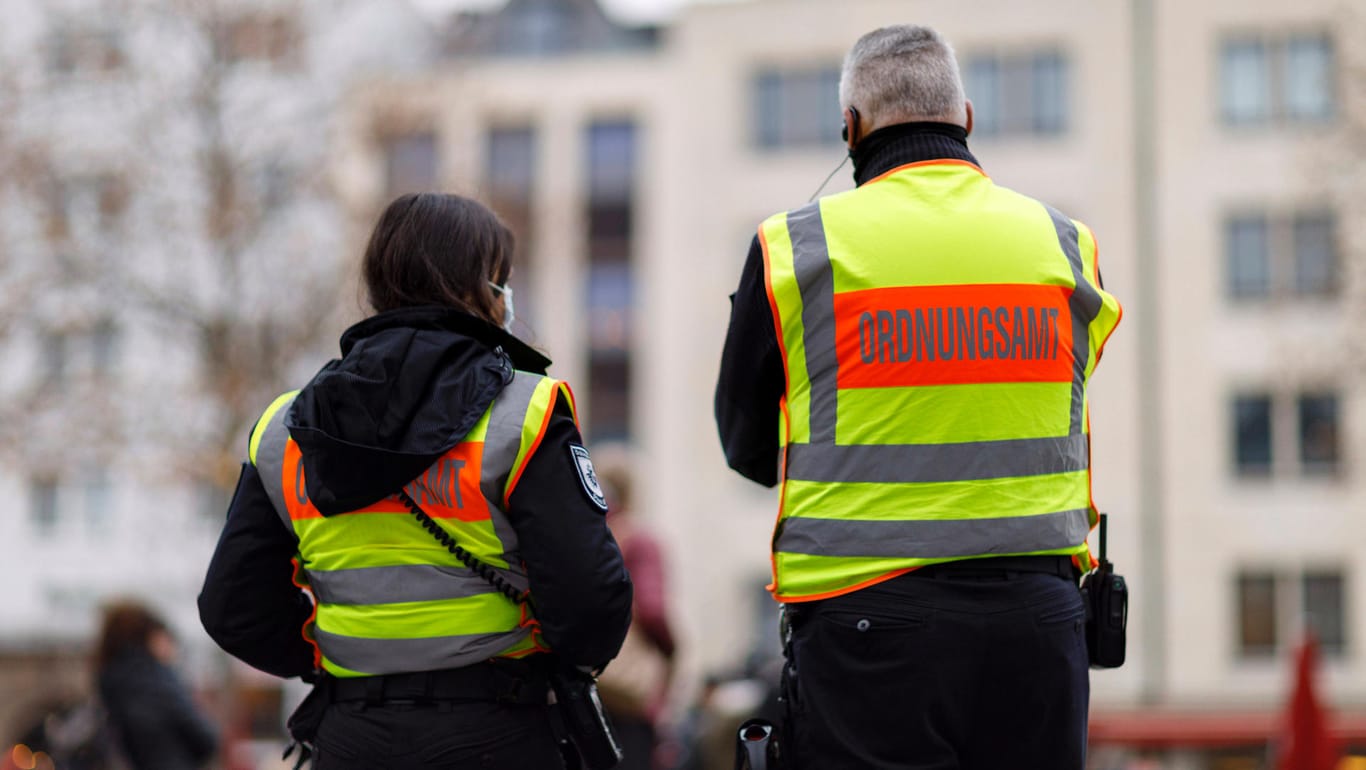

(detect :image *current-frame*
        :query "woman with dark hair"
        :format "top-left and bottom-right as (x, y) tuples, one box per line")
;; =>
(95, 600), (219, 770)
(198, 193), (633, 769)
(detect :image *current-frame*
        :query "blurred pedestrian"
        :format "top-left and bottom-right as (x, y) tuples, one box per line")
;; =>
(596, 459), (676, 769)
(714, 24), (1122, 770)
(198, 192), (632, 769)
(95, 600), (218, 770)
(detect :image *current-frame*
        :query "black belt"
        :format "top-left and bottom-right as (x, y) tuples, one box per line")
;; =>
(912, 554), (1077, 581)
(328, 659), (550, 706)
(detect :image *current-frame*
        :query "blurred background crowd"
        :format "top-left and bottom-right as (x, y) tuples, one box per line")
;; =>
(1, 0), (1364, 768)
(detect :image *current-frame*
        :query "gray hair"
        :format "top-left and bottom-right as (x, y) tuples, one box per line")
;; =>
(839, 25), (968, 128)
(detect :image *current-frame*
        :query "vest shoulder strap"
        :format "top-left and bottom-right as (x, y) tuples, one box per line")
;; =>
(493, 371), (576, 507)
(251, 391), (299, 529)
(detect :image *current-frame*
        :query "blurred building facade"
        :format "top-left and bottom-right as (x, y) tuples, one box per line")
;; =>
(335, 0), (1366, 766)
(1, 0), (1363, 767)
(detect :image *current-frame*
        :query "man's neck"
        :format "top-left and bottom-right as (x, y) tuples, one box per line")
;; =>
(851, 122), (979, 186)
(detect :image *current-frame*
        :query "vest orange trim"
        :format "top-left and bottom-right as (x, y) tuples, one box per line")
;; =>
(864, 158), (989, 186)
(773, 565), (922, 604)
(291, 556), (322, 669)
(279, 439), (492, 522)
(505, 385), (564, 503)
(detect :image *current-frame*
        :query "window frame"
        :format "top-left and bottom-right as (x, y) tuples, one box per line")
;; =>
(1231, 392), (1274, 478)
(751, 63), (844, 151)
(1235, 567), (1350, 662)
(1228, 388), (1346, 481)
(962, 48), (1071, 139)
(1217, 30), (1335, 129)
(1221, 205), (1338, 302)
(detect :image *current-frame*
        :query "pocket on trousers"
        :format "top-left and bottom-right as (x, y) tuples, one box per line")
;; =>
(1035, 600), (1086, 627)
(817, 607), (929, 633)
(1030, 576), (1087, 628)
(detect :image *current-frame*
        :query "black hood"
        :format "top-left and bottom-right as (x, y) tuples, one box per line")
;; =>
(285, 306), (551, 516)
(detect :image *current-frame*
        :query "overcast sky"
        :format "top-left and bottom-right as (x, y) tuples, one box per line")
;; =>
(410, 0), (702, 25)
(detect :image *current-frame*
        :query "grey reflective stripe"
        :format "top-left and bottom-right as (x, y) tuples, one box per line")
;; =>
(479, 371), (545, 561)
(788, 203), (839, 444)
(314, 626), (531, 676)
(254, 402), (295, 532)
(785, 434), (1088, 484)
(775, 508), (1091, 558)
(307, 564), (529, 606)
(1045, 205), (1103, 435)
(480, 371), (541, 506)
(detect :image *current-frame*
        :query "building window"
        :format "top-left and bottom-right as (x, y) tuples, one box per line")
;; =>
(1298, 393), (1339, 475)
(586, 121), (635, 263)
(1233, 394), (1272, 477)
(47, 174), (128, 245)
(496, 2), (574, 56)
(1237, 572), (1278, 658)
(29, 478), (59, 536)
(753, 65), (842, 149)
(485, 125), (537, 329)
(1283, 36), (1334, 121)
(382, 132), (438, 198)
(253, 156), (293, 213)
(1231, 389), (1344, 479)
(963, 50), (1070, 138)
(42, 330), (69, 388)
(216, 13), (301, 70)
(585, 120), (637, 441)
(1225, 215), (1270, 299)
(1219, 33), (1334, 127)
(39, 320), (121, 390)
(1029, 52), (1068, 134)
(1220, 40), (1269, 125)
(1224, 208), (1337, 300)
(47, 23), (126, 75)
(1304, 572), (1346, 656)
(1291, 211), (1337, 296)
(1237, 568), (1349, 660)
(83, 467), (113, 535)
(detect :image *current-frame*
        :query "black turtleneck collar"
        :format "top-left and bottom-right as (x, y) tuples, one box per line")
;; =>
(851, 122), (980, 186)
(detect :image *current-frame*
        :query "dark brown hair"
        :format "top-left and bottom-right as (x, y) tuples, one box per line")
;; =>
(362, 193), (514, 324)
(95, 600), (168, 670)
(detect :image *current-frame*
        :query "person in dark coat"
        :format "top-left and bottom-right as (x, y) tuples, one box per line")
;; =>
(95, 600), (219, 770)
(198, 192), (633, 770)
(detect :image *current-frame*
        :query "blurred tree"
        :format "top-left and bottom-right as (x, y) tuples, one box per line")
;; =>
(0, 0), (393, 511)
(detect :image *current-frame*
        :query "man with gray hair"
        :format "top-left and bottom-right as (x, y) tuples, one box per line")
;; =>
(715, 24), (1121, 769)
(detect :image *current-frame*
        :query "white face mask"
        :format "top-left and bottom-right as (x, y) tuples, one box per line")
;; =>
(488, 280), (515, 332)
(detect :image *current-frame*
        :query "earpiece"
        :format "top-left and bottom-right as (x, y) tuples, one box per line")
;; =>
(842, 106), (861, 151)
(811, 106), (860, 202)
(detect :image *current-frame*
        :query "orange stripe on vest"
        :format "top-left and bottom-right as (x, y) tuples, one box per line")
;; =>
(833, 283), (1075, 388)
(282, 439), (492, 522)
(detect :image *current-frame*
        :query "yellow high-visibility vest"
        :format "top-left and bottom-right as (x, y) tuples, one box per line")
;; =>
(250, 371), (575, 677)
(761, 159), (1121, 602)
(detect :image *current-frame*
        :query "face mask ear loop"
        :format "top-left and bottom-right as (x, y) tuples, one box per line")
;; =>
(488, 280), (515, 332)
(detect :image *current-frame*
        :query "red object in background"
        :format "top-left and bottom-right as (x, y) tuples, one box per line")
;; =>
(1277, 634), (1342, 770)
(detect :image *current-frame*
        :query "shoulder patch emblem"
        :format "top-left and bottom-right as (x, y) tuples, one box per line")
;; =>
(569, 443), (608, 512)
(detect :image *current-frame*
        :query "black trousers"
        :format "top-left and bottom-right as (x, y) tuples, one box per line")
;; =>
(312, 699), (566, 770)
(783, 567), (1089, 770)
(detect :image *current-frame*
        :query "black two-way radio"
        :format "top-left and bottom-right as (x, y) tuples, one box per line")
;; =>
(1080, 513), (1127, 668)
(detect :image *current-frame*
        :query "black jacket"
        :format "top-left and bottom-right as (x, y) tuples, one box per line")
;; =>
(98, 650), (218, 770)
(714, 123), (980, 486)
(199, 306), (633, 674)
